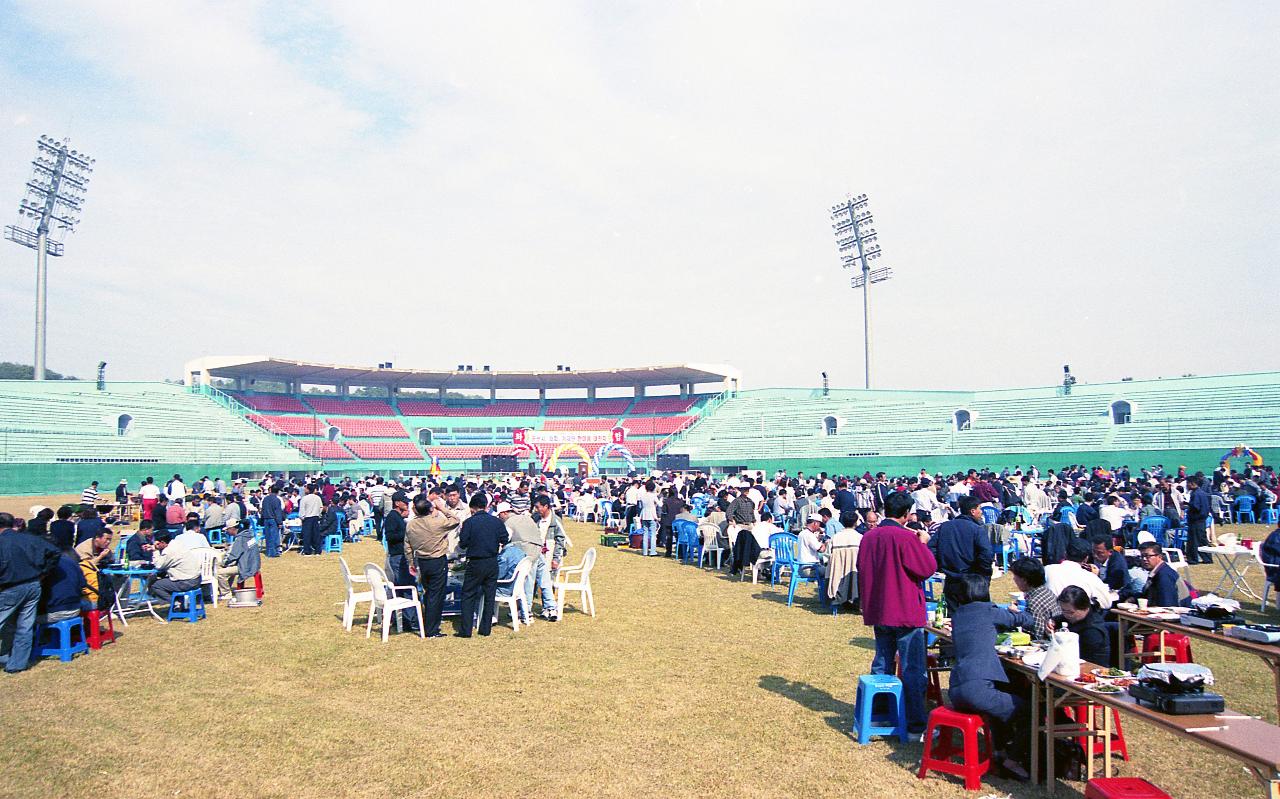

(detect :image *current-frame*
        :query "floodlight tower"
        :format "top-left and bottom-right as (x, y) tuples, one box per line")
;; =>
(5, 136), (96, 380)
(829, 193), (892, 389)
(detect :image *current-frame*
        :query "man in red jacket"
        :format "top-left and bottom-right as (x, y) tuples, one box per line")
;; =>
(857, 490), (938, 733)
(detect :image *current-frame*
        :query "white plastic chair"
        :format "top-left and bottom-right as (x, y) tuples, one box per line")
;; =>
(697, 523), (725, 569)
(339, 556), (373, 631)
(555, 547), (597, 618)
(1162, 547), (1187, 572)
(198, 549), (221, 609)
(1253, 542), (1279, 612)
(363, 563), (424, 642)
(494, 556), (534, 631)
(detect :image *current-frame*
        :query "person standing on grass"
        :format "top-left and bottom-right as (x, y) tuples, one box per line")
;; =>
(405, 494), (460, 638)
(0, 512), (61, 674)
(298, 484), (323, 556)
(260, 484), (284, 558)
(457, 493), (508, 637)
(533, 495), (568, 582)
(857, 490), (938, 735)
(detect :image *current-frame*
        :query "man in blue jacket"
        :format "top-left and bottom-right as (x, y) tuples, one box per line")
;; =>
(0, 513), (62, 673)
(260, 484), (284, 558)
(928, 496), (994, 611)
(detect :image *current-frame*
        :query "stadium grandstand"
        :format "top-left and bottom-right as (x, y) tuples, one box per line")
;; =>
(665, 370), (1280, 476)
(0, 358), (738, 494)
(4, 357), (1280, 494)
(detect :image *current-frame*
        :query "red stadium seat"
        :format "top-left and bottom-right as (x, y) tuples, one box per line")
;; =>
(543, 418), (620, 431)
(247, 414), (327, 437)
(344, 441), (423, 459)
(629, 396), (699, 415)
(303, 397), (393, 416)
(293, 440), (354, 459)
(235, 394), (308, 413)
(324, 417), (409, 438)
(545, 399), (631, 416)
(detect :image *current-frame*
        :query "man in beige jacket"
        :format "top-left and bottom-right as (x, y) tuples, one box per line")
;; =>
(405, 494), (460, 638)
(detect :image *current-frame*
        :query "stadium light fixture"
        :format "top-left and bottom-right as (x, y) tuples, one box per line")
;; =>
(5, 135), (96, 380)
(829, 193), (892, 389)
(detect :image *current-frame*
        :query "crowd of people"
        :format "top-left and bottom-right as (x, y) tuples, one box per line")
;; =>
(4, 461), (1280, 679)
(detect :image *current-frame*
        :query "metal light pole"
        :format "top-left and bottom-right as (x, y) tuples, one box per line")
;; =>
(5, 136), (95, 380)
(829, 194), (892, 389)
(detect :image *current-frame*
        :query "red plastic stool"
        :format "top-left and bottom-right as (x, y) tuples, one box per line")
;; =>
(1140, 632), (1192, 663)
(235, 573), (264, 599)
(1062, 702), (1129, 761)
(82, 609), (116, 650)
(1083, 777), (1171, 798)
(917, 707), (993, 791)
(925, 654), (944, 708)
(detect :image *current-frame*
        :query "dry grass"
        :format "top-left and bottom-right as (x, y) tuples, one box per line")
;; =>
(1, 516), (1277, 799)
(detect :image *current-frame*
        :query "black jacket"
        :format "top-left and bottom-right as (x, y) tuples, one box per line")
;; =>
(928, 515), (993, 580)
(0, 531), (61, 589)
(1054, 606), (1111, 666)
(383, 510), (407, 552)
(459, 512), (509, 559)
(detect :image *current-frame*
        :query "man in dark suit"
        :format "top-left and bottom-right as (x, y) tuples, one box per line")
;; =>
(457, 493), (508, 637)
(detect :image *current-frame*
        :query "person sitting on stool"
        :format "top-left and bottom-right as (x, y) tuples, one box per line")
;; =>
(456, 493), (508, 637)
(147, 530), (203, 606)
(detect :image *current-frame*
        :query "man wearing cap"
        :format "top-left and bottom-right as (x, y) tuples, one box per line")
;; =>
(404, 493), (460, 638)
(216, 521), (260, 596)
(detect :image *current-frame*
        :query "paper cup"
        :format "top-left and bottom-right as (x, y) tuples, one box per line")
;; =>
(1137, 598), (1149, 610)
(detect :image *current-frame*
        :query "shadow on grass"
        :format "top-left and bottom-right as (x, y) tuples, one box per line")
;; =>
(759, 675), (855, 736)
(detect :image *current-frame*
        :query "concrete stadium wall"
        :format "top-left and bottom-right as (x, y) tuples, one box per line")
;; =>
(693, 448), (1272, 478)
(0, 462), (307, 497)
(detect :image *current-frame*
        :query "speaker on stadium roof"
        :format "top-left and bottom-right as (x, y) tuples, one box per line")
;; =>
(656, 453), (690, 471)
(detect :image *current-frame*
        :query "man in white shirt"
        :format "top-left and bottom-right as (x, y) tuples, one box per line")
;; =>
(148, 527), (206, 605)
(911, 480), (943, 523)
(798, 515), (825, 569)
(1044, 538), (1114, 610)
(1099, 495), (1128, 537)
(165, 474), (187, 504)
(173, 519), (213, 551)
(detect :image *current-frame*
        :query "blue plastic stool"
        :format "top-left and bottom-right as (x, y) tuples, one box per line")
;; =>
(323, 534), (343, 553)
(206, 527), (225, 546)
(38, 617), (89, 662)
(1264, 508), (1279, 526)
(853, 674), (909, 744)
(167, 589), (206, 623)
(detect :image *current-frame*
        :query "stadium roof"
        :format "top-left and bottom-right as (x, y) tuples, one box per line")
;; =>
(185, 356), (740, 392)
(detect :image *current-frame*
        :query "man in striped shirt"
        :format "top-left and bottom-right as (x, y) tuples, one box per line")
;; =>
(80, 482), (100, 508)
(508, 481), (531, 514)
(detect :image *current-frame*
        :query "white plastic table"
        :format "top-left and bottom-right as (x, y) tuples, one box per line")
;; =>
(1199, 545), (1262, 600)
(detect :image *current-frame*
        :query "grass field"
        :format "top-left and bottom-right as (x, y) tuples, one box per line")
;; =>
(1, 509), (1277, 799)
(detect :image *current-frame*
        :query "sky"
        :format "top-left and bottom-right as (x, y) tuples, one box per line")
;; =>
(1, 1), (1277, 393)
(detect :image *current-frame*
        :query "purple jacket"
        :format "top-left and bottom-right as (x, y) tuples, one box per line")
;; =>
(856, 519), (938, 628)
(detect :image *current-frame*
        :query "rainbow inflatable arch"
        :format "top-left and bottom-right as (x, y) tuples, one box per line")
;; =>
(1220, 444), (1264, 469)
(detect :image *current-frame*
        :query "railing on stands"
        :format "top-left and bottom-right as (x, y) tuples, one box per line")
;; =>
(663, 389), (731, 451)
(190, 384), (317, 462)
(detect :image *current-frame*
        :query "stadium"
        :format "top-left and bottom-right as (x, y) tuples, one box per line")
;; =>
(4, 5), (1280, 799)
(4, 360), (1279, 494)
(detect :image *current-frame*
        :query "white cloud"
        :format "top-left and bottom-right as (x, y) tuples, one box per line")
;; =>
(0, 1), (1277, 391)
